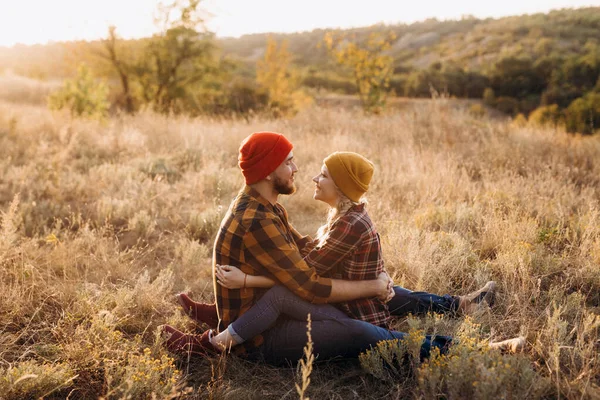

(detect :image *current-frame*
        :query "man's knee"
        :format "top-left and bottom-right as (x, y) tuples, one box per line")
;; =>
(336, 319), (380, 343)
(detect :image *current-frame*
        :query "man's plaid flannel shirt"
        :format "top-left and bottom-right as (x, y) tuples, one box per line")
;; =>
(214, 186), (333, 354)
(303, 203), (390, 328)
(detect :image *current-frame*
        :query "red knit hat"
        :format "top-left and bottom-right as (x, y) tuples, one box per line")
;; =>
(238, 132), (294, 184)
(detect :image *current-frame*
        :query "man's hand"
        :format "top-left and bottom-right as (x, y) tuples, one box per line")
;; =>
(215, 264), (246, 289)
(376, 271), (395, 303)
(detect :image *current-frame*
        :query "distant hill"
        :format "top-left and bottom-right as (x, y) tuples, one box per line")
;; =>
(218, 6), (600, 132)
(217, 7), (600, 72)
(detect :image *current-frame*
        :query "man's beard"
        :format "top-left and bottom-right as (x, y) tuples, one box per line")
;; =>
(273, 175), (296, 195)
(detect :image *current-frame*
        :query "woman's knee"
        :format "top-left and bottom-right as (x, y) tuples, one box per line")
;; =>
(393, 285), (413, 297)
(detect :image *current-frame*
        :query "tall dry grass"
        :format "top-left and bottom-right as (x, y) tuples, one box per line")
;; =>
(0, 93), (599, 398)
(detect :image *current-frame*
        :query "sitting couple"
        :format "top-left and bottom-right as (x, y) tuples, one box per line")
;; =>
(163, 132), (523, 365)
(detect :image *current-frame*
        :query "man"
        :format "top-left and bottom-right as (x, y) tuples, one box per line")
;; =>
(163, 132), (522, 365)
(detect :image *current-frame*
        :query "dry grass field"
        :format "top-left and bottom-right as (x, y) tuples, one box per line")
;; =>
(1, 83), (599, 398)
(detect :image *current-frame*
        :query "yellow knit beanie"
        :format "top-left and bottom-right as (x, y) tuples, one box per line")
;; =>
(323, 152), (374, 202)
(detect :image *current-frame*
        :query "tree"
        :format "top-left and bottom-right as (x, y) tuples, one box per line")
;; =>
(404, 70), (435, 97)
(98, 26), (136, 113)
(137, 0), (215, 114)
(324, 30), (396, 113)
(97, 0), (215, 115)
(256, 37), (310, 116)
(489, 56), (545, 99)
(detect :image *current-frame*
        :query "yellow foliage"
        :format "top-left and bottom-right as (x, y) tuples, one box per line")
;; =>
(256, 37), (312, 116)
(324, 31), (396, 113)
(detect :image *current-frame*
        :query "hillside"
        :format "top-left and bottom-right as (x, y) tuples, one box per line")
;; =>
(218, 7), (600, 71)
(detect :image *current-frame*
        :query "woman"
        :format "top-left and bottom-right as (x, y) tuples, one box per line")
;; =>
(164, 152), (503, 356)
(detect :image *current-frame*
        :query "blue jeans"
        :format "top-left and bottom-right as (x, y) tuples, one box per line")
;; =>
(388, 286), (459, 316)
(230, 285), (453, 366)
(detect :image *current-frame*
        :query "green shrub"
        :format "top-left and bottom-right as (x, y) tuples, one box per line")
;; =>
(359, 329), (425, 382)
(418, 343), (545, 399)
(361, 317), (547, 399)
(417, 319), (546, 399)
(209, 78), (269, 116)
(48, 64), (109, 119)
(105, 347), (183, 399)
(0, 360), (76, 399)
(483, 87), (496, 106)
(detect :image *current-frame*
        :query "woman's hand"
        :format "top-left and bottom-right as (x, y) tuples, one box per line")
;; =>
(376, 271), (395, 303)
(215, 264), (246, 289)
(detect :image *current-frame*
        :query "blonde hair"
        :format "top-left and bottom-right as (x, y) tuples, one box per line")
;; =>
(314, 185), (367, 247)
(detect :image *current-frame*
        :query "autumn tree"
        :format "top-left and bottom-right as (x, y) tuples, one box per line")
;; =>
(256, 37), (310, 116)
(324, 30), (396, 113)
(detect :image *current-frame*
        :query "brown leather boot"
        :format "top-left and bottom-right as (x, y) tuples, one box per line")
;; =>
(177, 293), (219, 328)
(162, 325), (220, 356)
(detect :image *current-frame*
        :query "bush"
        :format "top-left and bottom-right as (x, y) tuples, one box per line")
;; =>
(417, 319), (546, 399)
(565, 93), (600, 134)
(360, 317), (547, 399)
(469, 103), (486, 118)
(483, 88), (495, 106)
(418, 343), (545, 399)
(302, 73), (357, 94)
(495, 96), (520, 115)
(529, 104), (563, 127)
(47, 64), (109, 119)
(512, 113), (528, 127)
(105, 347), (183, 399)
(0, 360), (76, 399)
(223, 79), (269, 115)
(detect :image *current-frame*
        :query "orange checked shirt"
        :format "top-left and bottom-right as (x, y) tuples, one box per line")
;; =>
(214, 186), (333, 353)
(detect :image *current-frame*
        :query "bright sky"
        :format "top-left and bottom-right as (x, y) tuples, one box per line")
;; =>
(1, 0), (599, 47)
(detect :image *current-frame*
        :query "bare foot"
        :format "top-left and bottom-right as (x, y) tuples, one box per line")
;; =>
(489, 336), (526, 353)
